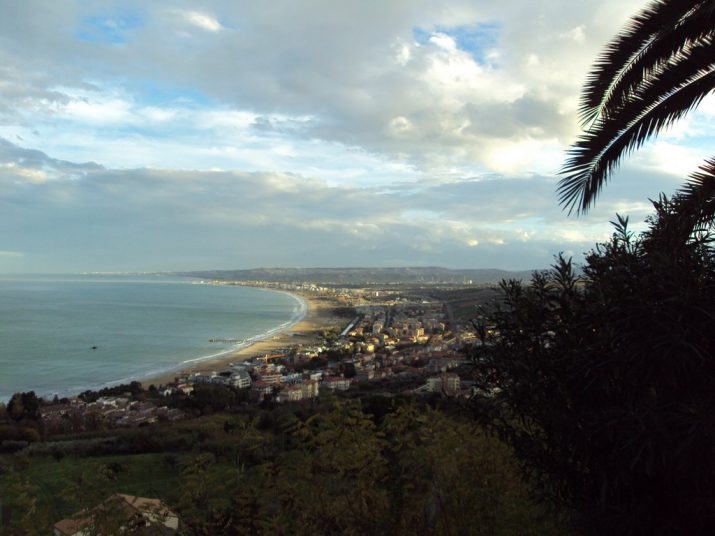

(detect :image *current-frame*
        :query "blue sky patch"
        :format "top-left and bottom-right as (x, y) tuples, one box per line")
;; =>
(413, 22), (501, 63)
(126, 80), (214, 107)
(75, 12), (142, 44)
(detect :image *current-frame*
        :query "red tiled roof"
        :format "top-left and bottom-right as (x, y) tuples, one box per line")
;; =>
(54, 515), (91, 535)
(53, 494), (176, 535)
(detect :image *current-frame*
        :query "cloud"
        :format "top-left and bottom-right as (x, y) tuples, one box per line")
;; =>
(0, 137), (662, 273)
(0, 0), (649, 178)
(177, 10), (223, 32)
(0, 1), (703, 274)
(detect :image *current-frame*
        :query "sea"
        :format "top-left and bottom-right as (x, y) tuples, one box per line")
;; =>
(0, 274), (306, 401)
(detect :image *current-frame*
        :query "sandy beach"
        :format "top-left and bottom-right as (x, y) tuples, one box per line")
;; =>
(141, 291), (349, 387)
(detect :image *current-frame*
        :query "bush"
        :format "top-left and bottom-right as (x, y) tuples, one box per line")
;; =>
(0, 440), (29, 453)
(472, 201), (715, 534)
(0, 425), (40, 443)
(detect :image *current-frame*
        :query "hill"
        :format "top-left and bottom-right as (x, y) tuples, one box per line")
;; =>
(177, 266), (534, 286)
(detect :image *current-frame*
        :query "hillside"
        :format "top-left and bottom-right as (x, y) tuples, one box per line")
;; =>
(178, 266), (534, 286)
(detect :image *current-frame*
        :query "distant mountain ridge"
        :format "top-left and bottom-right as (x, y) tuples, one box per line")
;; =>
(178, 266), (534, 286)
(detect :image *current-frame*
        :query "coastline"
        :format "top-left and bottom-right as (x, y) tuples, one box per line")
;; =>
(138, 289), (346, 388)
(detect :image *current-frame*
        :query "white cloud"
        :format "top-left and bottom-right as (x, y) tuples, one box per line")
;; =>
(62, 97), (133, 123)
(0, 0), (703, 272)
(429, 33), (458, 51)
(633, 142), (707, 178)
(0, 0), (643, 178)
(0, 138), (626, 272)
(140, 106), (177, 122)
(559, 25), (586, 43)
(178, 10), (223, 32)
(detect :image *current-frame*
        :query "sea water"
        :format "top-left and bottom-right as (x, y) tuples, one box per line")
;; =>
(0, 274), (305, 401)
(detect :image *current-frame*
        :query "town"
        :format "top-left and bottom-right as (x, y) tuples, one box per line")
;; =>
(172, 289), (477, 403)
(15, 283), (486, 433)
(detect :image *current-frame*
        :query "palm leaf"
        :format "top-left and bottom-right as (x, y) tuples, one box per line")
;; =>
(560, 64), (715, 213)
(580, 0), (706, 126)
(602, 2), (715, 121)
(677, 159), (715, 224)
(562, 0), (715, 213)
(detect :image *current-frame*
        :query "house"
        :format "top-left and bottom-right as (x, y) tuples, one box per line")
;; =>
(356, 369), (375, 382)
(250, 380), (274, 401)
(230, 369), (252, 389)
(323, 376), (352, 391)
(191, 372), (217, 384)
(40, 403), (78, 421)
(301, 379), (320, 399)
(95, 396), (130, 408)
(177, 383), (194, 395)
(256, 372), (282, 385)
(305, 371), (323, 382)
(427, 357), (460, 373)
(280, 372), (303, 384)
(53, 494), (179, 535)
(276, 384), (304, 403)
(426, 373), (461, 396)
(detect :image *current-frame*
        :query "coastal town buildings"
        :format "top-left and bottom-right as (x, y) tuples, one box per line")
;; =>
(322, 376), (353, 391)
(231, 369), (252, 389)
(30, 287), (480, 428)
(39, 396), (185, 432)
(426, 373), (461, 396)
(176, 296), (475, 402)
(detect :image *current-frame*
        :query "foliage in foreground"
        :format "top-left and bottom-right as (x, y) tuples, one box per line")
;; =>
(560, 0), (715, 214)
(168, 400), (562, 536)
(0, 398), (563, 535)
(472, 197), (715, 534)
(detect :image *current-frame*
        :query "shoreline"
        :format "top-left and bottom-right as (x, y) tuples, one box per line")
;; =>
(138, 288), (345, 388)
(174, 287), (308, 367)
(0, 281), (349, 402)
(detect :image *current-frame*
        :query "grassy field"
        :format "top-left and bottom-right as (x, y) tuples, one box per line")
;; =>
(2, 452), (180, 522)
(1, 413), (244, 526)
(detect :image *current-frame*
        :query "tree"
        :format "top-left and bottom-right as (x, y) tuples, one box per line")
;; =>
(471, 198), (715, 534)
(190, 383), (237, 413)
(559, 0), (715, 214)
(5, 396), (24, 423)
(267, 399), (390, 535)
(0, 472), (49, 535)
(174, 453), (228, 534)
(7, 392), (40, 422)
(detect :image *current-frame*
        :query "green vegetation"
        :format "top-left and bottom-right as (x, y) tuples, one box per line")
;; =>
(468, 5), (715, 528)
(1, 397), (564, 535)
(6, 392), (40, 422)
(5, 453), (179, 522)
(469, 4), (715, 529)
(472, 199), (715, 534)
(8, 4), (715, 535)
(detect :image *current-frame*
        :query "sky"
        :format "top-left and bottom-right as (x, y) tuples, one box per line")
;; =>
(2, 0), (715, 273)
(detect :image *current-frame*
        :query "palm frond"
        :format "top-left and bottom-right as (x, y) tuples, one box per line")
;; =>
(677, 158), (715, 224)
(602, 2), (715, 120)
(579, 0), (706, 126)
(560, 64), (715, 214)
(598, 34), (715, 135)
